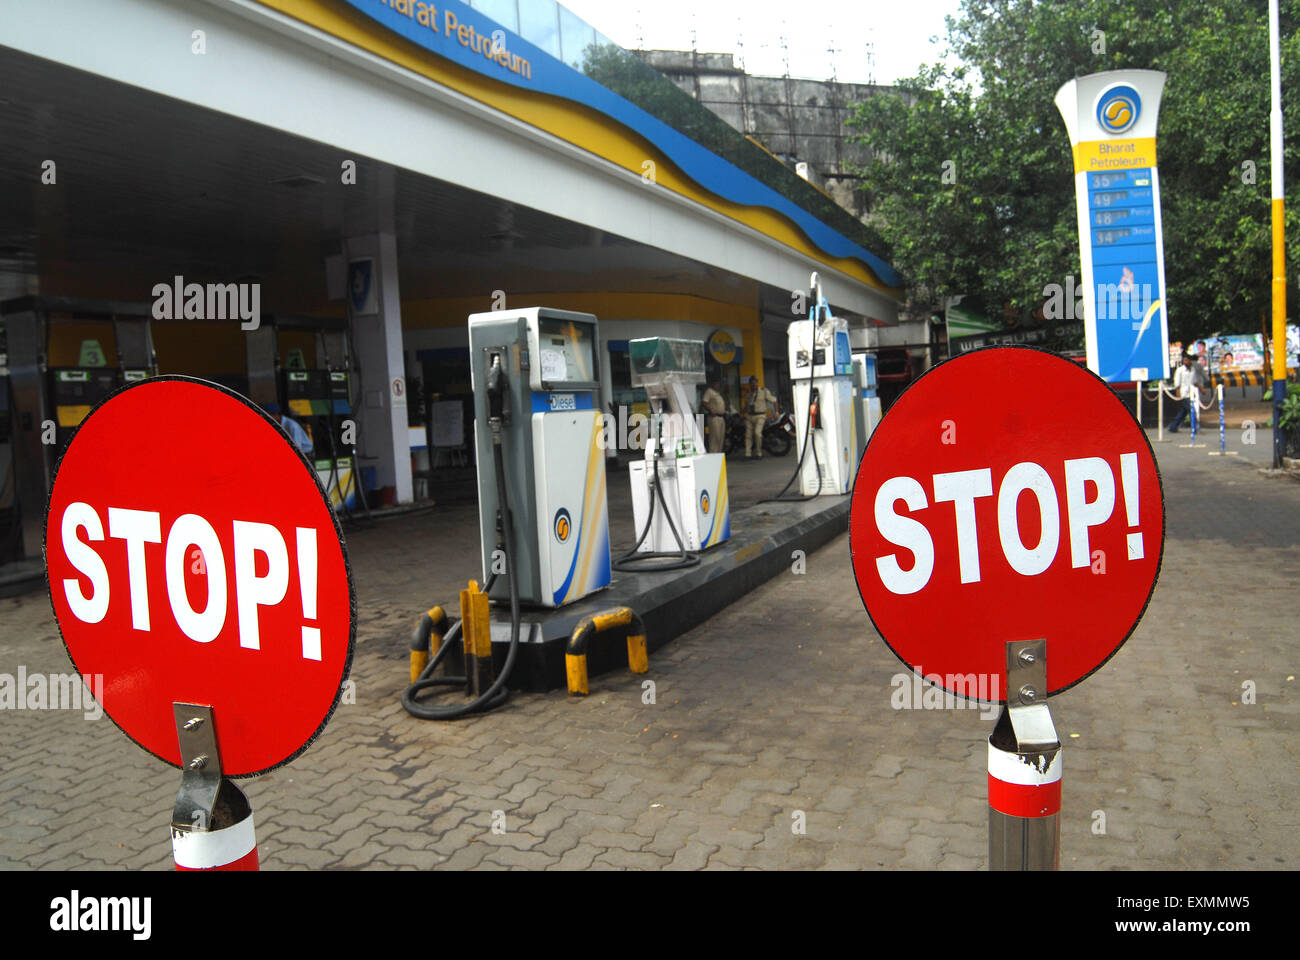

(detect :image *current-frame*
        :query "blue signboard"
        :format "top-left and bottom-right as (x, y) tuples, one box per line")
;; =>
(1086, 167), (1165, 380)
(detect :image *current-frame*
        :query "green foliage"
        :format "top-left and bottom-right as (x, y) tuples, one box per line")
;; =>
(1279, 382), (1300, 430)
(849, 0), (1300, 340)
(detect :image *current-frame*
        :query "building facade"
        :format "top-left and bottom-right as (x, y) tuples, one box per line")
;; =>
(0, 0), (906, 566)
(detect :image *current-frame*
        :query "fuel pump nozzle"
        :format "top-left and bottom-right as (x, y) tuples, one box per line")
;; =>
(486, 351), (509, 443)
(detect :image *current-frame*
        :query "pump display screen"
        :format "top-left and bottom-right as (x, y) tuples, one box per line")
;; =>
(537, 318), (595, 385)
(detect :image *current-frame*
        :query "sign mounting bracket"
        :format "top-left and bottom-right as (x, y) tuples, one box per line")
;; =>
(1004, 639), (1060, 756)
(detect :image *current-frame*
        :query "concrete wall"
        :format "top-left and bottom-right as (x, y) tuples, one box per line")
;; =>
(635, 50), (901, 219)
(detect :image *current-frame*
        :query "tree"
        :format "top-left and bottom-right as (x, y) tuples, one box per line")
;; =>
(849, 0), (1300, 343)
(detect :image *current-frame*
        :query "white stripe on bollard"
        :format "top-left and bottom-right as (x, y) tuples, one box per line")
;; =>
(172, 814), (258, 871)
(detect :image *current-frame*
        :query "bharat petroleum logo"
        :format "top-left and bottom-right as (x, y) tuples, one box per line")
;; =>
(699, 490), (711, 515)
(707, 330), (737, 365)
(553, 508), (572, 543)
(1096, 85), (1141, 135)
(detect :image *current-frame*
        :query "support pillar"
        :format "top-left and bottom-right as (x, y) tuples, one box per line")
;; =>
(345, 232), (413, 505)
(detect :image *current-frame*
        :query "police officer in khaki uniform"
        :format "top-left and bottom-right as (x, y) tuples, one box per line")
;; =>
(743, 375), (777, 458)
(701, 378), (726, 454)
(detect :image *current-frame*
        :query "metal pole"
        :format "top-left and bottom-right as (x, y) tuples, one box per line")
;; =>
(1269, 0), (1288, 468)
(1207, 382), (1239, 456)
(1157, 386), (1165, 442)
(170, 703), (259, 871)
(1135, 381), (1142, 429)
(988, 639), (1061, 871)
(944, 298), (952, 362)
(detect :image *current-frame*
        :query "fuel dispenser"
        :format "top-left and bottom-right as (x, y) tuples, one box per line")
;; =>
(622, 337), (729, 567)
(47, 367), (122, 451)
(468, 307), (611, 609)
(47, 318), (153, 452)
(281, 366), (358, 511)
(851, 353), (881, 464)
(787, 276), (855, 496)
(246, 316), (361, 513)
(2, 297), (157, 560)
(401, 307), (609, 721)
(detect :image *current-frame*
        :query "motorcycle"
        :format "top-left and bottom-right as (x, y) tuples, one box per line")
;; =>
(766, 411), (795, 456)
(722, 410), (793, 457)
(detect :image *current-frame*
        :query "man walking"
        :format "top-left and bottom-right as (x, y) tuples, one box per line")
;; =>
(743, 375), (777, 459)
(701, 378), (726, 454)
(1168, 351), (1208, 433)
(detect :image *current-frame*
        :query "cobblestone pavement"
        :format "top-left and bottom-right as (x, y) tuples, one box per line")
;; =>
(1, 430), (1295, 870)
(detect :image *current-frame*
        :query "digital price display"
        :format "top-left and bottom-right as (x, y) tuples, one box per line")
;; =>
(1084, 164), (1166, 379)
(1094, 209), (1130, 226)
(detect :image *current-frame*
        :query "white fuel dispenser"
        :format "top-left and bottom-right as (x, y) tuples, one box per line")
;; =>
(623, 337), (730, 563)
(787, 276), (855, 496)
(851, 353), (881, 465)
(468, 307), (611, 608)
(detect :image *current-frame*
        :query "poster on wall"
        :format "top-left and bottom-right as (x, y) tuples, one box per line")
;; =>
(1207, 335), (1265, 374)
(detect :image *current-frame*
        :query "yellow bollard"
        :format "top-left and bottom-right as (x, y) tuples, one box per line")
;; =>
(459, 580), (493, 696)
(565, 608), (649, 695)
(409, 606), (446, 684)
(627, 634), (649, 674)
(409, 648), (429, 685)
(565, 651), (589, 697)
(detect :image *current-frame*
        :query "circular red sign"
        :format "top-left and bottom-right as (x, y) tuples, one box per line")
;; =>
(45, 377), (355, 776)
(849, 348), (1163, 699)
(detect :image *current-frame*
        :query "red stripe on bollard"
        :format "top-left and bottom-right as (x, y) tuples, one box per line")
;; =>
(987, 738), (1062, 818)
(987, 774), (1062, 818)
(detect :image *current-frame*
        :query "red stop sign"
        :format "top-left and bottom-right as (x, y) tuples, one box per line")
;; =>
(45, 377), (355, 776)
(850, 348), (1163, 699)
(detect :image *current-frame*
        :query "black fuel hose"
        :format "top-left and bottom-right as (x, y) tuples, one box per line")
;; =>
(401, 356), (521, 720)
(760, 382), (823, 504)
(334, 429), (374, 524)
(339, 330), (375, 524)
(612, 410), (699, 572)
(400, 440), (521, 719)
(337, 411), (375, 524)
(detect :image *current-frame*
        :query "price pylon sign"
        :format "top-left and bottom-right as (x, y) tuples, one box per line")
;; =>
(1056, 69), (1171, 384)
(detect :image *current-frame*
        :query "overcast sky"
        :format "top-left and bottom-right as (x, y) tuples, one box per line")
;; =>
(556, 0), (964, 85)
